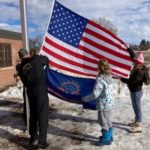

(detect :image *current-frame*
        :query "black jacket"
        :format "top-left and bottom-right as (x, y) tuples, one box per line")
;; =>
(121, 66), (146, 92)
(18, 55), (49, 87)
(30, 55), (49, 86)
(16, 57), (31, 85)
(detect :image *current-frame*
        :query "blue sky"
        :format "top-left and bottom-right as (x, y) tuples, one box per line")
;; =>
(0, 0), (150, 44)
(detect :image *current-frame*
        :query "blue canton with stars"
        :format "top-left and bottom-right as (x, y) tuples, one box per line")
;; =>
(48, 1), (88, 48)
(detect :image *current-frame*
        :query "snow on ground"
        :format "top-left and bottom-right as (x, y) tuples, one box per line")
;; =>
(0, 79), (150, 150)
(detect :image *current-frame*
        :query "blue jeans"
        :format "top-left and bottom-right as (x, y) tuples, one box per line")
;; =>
(130, 91), (143, 122)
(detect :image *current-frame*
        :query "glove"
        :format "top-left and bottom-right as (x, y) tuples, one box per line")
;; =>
(127, 48), (135, 59)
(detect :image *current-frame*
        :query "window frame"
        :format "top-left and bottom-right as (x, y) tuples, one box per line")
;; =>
(0, 43), (12, 68)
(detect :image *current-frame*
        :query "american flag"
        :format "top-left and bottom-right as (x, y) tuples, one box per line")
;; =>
(40, 0), (133, 78)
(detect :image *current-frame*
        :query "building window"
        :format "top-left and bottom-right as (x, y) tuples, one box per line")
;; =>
(0, 43), (12, 68)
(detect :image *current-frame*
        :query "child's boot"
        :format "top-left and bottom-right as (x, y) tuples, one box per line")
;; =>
(96, 129), (112, 146)
(109, 127), (113, 142)
(99, 128), (113, 141)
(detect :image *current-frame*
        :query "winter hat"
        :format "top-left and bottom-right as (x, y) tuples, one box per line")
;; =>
(133, 52), (144, 65)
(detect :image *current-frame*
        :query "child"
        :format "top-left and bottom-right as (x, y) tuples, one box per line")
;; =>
(82, 59), (114, 146)
(121, 52), (146, 133)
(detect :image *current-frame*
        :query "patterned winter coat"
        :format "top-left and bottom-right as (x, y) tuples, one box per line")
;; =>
(82, 74), (114, 111)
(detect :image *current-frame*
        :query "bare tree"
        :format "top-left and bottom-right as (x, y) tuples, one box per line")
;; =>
(29, 35), (42, 50)
(93, 17), (118, 35)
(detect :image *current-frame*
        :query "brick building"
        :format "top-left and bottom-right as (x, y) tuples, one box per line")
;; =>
(0, 29), (22, 91)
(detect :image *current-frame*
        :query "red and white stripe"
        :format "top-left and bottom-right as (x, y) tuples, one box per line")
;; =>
(40, 20), (133, 78)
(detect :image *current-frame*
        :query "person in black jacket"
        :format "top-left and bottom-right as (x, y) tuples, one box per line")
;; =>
(121, 52), (146, 133)
(15, 48), (29, 126)
(19, 49), (49, 149)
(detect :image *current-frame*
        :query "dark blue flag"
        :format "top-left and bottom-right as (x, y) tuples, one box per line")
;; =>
(45, 68), (96, 109)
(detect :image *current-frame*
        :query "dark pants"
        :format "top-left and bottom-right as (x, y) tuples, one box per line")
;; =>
(23, 85), (27, 125)
(27, 84), (49, 144)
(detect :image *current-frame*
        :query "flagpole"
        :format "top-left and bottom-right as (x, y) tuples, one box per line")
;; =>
(19, 0), (29, 51)
(19, 0), (30, 132)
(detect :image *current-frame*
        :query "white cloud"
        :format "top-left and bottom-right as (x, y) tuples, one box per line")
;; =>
(0, 23), (21, 33)
(0, 2), (20, 22)
(140, 25), (150, 40)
